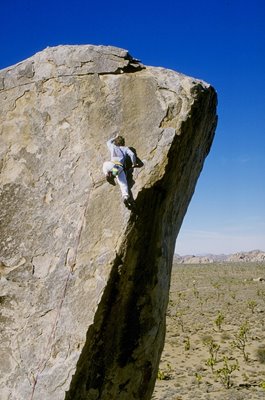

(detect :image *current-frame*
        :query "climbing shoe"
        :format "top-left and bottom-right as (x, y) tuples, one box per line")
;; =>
(123, 196), (130, 207)
(123, 196), (136, 211)
(106, 172), (115, 186)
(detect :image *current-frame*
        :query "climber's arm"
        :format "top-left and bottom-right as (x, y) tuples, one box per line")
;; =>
(107, 137), (116, 151)
(126, 147), (137, 166)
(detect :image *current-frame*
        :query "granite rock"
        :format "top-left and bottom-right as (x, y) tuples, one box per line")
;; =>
(0, 45), (217, 400)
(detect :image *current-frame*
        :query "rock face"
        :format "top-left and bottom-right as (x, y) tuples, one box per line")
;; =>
(0, 45), (217, 400)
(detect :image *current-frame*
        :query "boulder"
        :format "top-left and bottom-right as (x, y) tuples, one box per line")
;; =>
(0, 45), (217, 400)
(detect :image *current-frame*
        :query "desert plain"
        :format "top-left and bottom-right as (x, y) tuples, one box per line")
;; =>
(153, 262), (265, 400)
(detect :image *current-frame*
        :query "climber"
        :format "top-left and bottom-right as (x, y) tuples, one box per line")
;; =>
(103, 135), (138, 208)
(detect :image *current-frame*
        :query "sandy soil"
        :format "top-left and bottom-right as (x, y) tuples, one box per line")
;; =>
(152, 262), (265, 400)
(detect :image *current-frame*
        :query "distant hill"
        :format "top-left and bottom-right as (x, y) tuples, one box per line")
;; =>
(174, 249), (265, 264)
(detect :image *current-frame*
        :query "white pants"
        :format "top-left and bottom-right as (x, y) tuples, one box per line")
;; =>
(103, 161), (129, 198)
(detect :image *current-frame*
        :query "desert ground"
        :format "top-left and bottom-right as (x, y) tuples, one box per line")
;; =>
(153, 262), (265, 400)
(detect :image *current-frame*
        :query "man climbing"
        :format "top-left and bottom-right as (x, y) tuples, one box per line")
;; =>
(103, 135), (138, 208)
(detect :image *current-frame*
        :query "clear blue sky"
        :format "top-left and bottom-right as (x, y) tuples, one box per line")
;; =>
(1, 0), (264, 255)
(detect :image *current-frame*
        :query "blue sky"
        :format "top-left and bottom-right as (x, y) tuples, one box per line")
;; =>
(1, 0), (264, 254)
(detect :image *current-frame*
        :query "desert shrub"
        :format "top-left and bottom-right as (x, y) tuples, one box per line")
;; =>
(157, 363), (173, 380)
(215, 357), (239, 389)
(230, 291), (236, 300)
(202, 334), (213, 342)
(203, 337), (220, 372)
(203, 337), (220, 361)
(232, 321), (250, 362)
(157, 369), (168, 380)
(256, 345), (265, 364)
(192, 281), (200, 299)
(257, 289), (265, 302)
(260, 381), (265, 390)
(247, 300), (258, 313)
(194, 372), (203, 386)
(175, 310), (185, 332)
(215, 311), (225, 331)
(221, 332), (231, 341)
(184, 336), (190, 351)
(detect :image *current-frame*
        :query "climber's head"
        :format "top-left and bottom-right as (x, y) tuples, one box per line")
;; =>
(114, 136), (125, 146)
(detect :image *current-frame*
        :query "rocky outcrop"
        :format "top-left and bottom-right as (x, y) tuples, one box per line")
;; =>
(227, 250), (265, 263)
(0, 45), (217, 400)
(175, 250), (265, 264)
(175, 255), (215, 264)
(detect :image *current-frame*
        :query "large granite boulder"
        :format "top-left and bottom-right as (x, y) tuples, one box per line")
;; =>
(0, 45), (217, 400)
